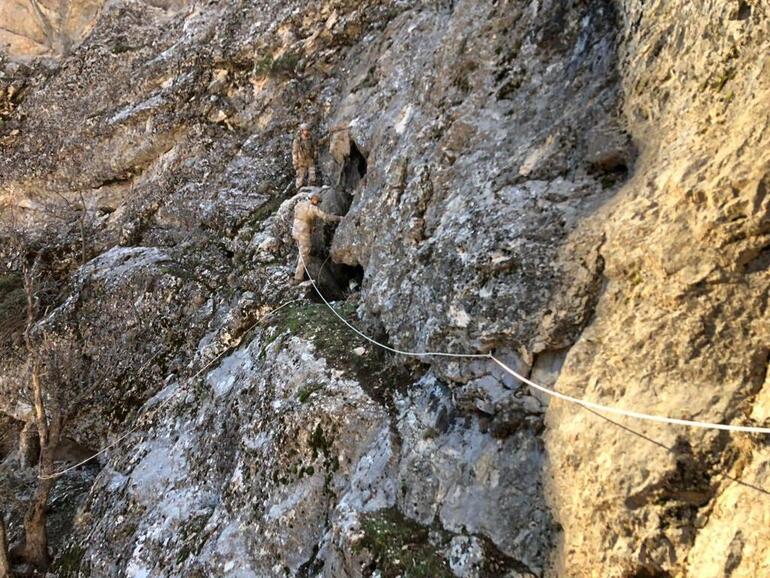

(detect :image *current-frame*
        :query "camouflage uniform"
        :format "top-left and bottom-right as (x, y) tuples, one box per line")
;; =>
(0, 81), (19, 118)
(292, 199), (340, 281)
(292, 127), (318, 188)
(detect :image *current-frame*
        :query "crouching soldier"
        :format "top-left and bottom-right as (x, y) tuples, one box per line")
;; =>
(292, 123), (318, 188)
(292, 192), (341, 282)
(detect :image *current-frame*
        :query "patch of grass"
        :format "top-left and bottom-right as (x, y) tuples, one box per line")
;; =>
(297, 382), (324, 403)
(271, 52), (301, 76)
(712, 66), (736, 92)
(357, 509), (453, 578)
(252, 51), (302, 79)
(0, 273), (25, 342)
(51, 544), (86, 578)
(309, 423), (333, 460)
(629, 269), (644, 287)
(251, 54), (274, 76)
(269, 302), (421, 415)
(272, 302), (384, 370)
(308, 422), (340, 497)
(271, 302), (356, 359)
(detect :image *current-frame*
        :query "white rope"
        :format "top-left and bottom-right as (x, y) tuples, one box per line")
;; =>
(37, 244), (770, 482)
(489, 356), (770, 434)
(39, 298), (300, 480)
(300, 253), (770, 435)
(36, 350), (165, 480)
(299, 255), (487, 360)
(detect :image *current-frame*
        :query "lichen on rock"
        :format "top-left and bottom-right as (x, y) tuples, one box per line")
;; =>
(0, 0), (768, 576)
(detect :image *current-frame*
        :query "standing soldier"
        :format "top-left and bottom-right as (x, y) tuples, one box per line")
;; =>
(291, 192), (341, 282)
(292, 123), (318, 188)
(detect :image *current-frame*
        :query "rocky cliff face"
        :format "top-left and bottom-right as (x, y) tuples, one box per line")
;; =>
(0, 0), (768, 577)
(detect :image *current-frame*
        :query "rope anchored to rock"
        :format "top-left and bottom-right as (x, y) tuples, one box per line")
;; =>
(38, 255), (770, 481)
(299, 253), (770, 435)
(38, 298), (301, 480)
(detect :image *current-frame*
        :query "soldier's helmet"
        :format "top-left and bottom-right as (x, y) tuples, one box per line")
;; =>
(300, 123), (311, 132)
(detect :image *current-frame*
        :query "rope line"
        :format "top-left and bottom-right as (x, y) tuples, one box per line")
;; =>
(301, 264), (487, 360)
(489, 357), (770, 434)
(300, 253), (770, 435)
(36, 350), (164, 480)
(39, 298), (300, 480)
(37, 240), (770, 482)
(583, 406), (770, 496)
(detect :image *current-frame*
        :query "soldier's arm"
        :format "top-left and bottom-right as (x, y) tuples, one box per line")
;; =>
(312, 205), (341, 223)
(291, 138), (300, 166)
(321, 210), (342, 223)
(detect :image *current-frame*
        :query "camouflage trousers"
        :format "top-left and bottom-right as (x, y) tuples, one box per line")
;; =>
(293, 236), (311, 281)
(295, 165), (317, 188)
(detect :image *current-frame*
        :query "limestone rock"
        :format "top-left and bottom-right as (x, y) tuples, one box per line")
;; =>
(0, 0), (767, 576)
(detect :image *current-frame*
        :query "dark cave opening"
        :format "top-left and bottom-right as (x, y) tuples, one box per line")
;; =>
(340, 139), (368, 195)
(302, 138), (368, 300)
(337, 263), (365, 290)
(734, 1), (751, 20)
(334, 139), (368, 216)
(306, 261), (365, 303)
(597, 162), (629, 190)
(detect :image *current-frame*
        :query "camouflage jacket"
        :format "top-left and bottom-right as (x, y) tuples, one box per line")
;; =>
(292, 134), (317, 167)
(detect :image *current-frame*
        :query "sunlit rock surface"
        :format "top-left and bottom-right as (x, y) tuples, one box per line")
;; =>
(0, 0), (768, 576)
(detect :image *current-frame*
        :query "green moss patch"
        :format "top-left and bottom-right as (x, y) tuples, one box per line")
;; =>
(357, 509), (526, 578)
(252, 51), (302, 78)
(269, 302), (420, 411)
(357, 509), (452, 578)
(0, 273), (25, 342)
(52, 544), (87, 578)
(297, 382), (324, 403)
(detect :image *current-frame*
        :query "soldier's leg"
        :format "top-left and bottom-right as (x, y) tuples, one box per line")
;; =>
(294, 241), (311, 281)
(308, 165), (317, 186)
(294, 254), (304, 281)
(335, 162), (343, 188)
(296, 166), (307, 188)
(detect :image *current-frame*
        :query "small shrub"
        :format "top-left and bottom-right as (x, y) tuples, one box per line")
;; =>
(0, 273), (25, 342)
(297, 383), (324, 403)
(252, 51), (302, 79)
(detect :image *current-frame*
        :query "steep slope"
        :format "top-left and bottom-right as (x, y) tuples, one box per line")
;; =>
(547, 2), (770, 576)
(0, 0), (767, 577)
(0, 0), (104, 58)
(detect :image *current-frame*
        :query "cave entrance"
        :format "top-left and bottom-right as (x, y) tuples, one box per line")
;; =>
(340, 140), (368, 194)
(332, 139), (368, 216)
(305, 260), (364, 303)
(302, 139), (368, 300)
